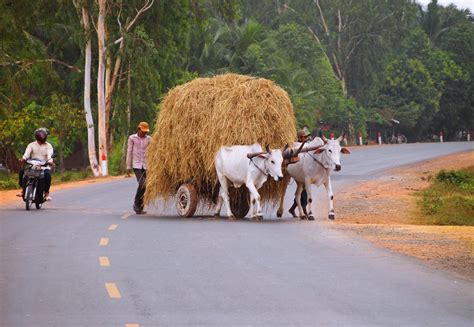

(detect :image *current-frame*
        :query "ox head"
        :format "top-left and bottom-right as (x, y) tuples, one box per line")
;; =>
(262, 144), (285, 181)
(315, 132), (351, 171)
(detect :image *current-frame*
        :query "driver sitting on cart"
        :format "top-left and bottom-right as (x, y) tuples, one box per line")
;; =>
(17, 128), (54, 201)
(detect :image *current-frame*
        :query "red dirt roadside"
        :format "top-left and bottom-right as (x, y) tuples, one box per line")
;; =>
(333, 151), (474, 280)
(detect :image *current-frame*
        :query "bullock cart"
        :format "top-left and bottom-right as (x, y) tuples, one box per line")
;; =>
(144, 73), (297, 218)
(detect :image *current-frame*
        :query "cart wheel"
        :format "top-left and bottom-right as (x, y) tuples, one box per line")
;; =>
(176, 183), (198, 217)
(229, 187), (250, 219)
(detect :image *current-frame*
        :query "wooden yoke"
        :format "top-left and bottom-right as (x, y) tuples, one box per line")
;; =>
(283, 144), (325, 166)
(298, 144), (324, 154)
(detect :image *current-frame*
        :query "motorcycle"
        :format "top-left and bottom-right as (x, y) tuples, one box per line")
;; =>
(22, 156), (55, 210)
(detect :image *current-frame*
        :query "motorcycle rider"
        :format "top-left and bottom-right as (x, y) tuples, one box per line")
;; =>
(17, 128), (54, 201)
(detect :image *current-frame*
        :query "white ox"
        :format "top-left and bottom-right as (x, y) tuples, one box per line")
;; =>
(277, 134), (350, 220)
(214, 144), (285, 220)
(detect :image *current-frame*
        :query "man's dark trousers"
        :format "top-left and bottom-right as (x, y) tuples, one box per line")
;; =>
(133, 168), (146, 211)
(19, 168), (51, 194)
(289, 189), (308, 215)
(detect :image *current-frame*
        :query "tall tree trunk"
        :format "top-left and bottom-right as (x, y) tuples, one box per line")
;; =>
(103, 0), (153, 153)
(97, 0), (108, 176)
(314, 0), (347, 95)
(284, 2), (347, 94)
(126, 60), (132, 133)
(59, 140), (65, 174)
(120, 60), (132, 174)
(77, 0), (100, 177)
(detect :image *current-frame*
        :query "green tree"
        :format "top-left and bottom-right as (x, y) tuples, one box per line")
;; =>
(45, 94), (85, 173)
(378, 27), (467, 139)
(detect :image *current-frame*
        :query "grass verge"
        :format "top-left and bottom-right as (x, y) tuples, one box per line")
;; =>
(0, 169), (95, 190)
(418, 166), (474, 226)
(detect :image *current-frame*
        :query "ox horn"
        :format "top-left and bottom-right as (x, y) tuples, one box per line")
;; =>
(265, 144), (271, 153)
(336, 131), (346, 142)
(319, 130), (328, 143)
(283, 141), (306, 159)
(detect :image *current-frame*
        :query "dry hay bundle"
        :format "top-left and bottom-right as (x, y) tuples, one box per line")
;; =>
(145, 73), (296, 205)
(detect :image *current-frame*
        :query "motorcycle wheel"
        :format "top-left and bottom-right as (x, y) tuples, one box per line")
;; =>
(25, 184), (34, 211)
(35, 189), (44, 210)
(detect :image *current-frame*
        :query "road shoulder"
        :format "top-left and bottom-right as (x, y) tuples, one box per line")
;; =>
(333, 151), (474, 280)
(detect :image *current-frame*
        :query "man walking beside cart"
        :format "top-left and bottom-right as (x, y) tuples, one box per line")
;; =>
(127, 122), (151, 214)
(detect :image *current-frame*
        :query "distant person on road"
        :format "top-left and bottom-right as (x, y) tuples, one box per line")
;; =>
(17, 128), (54, 200)
(127, 122), (151, 214)
(289, 127), (311, 218)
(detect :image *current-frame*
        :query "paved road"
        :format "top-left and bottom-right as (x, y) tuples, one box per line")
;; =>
(1, 142), (473, 326)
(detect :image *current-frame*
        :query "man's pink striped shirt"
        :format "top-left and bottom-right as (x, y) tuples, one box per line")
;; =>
(126, 133), (151, 170)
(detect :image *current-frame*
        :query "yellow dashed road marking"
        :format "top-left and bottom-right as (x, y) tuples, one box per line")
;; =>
(121, 213), (130, 219)
(99, 256), (110, 267)
(108, 224), (118, 231)
(105, 283), (121, 299)
(125, 324), (139, 327)
(99, 238), (109, 246)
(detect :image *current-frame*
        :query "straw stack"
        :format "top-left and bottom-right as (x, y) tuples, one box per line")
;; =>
(145, 73), (296, 205)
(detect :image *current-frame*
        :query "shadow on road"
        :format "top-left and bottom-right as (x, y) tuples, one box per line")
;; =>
(130, 213), (301, 224)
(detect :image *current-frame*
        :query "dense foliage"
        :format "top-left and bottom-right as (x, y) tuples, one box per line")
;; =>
(0, 0), (472, 173)
(420, 167), (474, 226)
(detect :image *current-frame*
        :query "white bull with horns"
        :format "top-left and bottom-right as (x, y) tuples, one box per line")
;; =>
(214, 144), (286, 220)
(277, 133), (350, 220)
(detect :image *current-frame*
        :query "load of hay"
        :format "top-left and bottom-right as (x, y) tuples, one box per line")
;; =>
(144, 73), (296, 205)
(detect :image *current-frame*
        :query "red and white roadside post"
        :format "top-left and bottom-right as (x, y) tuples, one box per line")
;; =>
(358, 132), (363, 146)
(101, 152), (108, 176)
(467, 131), (471, 142)
(330, 132), (335, 140)
(439, 131), (444, 143)
(377, 131), (382, 144)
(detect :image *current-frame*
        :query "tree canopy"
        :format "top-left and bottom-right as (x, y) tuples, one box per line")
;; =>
(1, 0), (472, 172)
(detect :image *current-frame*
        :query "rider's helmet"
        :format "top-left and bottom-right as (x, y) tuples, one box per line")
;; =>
(34, 128), (48, 143)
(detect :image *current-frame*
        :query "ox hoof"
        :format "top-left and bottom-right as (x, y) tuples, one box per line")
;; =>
(308, 215), (315, 221)
(328, 212), (335, 220)
(228, 215), (236, 220)
(300, 216), (306, 220)
(276, 210), (283, 218)
(257, 215), (263, 221)
(213, 213), (220, 218)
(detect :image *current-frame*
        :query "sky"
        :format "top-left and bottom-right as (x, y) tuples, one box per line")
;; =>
(416, 0), (474, 12)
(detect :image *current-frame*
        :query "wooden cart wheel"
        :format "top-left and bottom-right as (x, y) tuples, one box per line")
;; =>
(229, 187), (250, 219)
(176, 183), (198, 217)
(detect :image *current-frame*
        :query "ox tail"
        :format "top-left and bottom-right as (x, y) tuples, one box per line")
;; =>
(212, 179), (220, 204)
